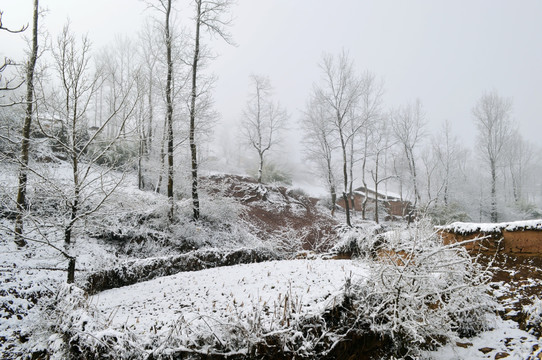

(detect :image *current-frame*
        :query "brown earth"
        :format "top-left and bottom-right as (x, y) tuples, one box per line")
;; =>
(439, 227), (542, 335)
(439, 229), (542, 256)
(202, 175), (338, 253)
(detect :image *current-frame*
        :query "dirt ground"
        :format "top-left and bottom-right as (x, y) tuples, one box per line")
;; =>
(480, 253), (542, 334)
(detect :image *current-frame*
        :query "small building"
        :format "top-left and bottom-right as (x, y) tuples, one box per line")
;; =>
(336, 185), (412, 218)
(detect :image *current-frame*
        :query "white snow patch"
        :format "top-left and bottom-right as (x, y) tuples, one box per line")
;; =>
(438, 219), (542, 234)
(92, 259), (369, 345)
(423, 316), (540, 359)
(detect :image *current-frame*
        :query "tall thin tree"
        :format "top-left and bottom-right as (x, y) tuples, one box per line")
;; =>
(241, 74), (287, 184)
(313, 51), (363, 227)
(392, 99), (425, 213)
(301, 97), (338, 216)
(473, 91), (513, 222)
(14, 0), (39, 247)
(188, 0), (233, 220)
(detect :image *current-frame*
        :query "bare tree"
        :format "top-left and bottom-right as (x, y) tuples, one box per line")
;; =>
(358, 71), (384, 219)
(313, 51), (363, 227)
(34, 23), (138, 283)
(392, 99), (426, 213)
(13, 0), (39, 247)
(369, 114), (396, 223)
(472, 90), (513, 222)
(301, 96), (338, 216)
(241, 74), (287, 184)
(187, 0), (234, 220)
(163, 0), (176, 219)
(432, 120), (465, 207)
(505, 130), (532, 204)
(143, 0), (176, 217)
(136, 22), (160, 190)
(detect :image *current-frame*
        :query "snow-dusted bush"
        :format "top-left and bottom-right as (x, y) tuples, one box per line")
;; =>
(523, 297), (542, 337)
(196, 192), (244, 225)
(87, 138), (138, 169)
(347, 220), (495, 356)
(25, 284), (142, 359)
(268, 228), (305, 256)
(330, 222), (385, 258)
(248, 161), (293, 185)
(425, 202), (471, 225)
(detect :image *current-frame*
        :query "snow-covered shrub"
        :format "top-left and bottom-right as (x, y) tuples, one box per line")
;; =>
(197, 192), (244, 225)
(347, 220), (494, 357)
(523, 297), (542, 337)
(248, 161), (293, 185)
(270, 228), (304, 256)
(287, 187), (309, 199)
(87, 139), (138, 169)
(0, 106), (23, 158)
(513, 200), (542, 220)
(316, 196), (334, 212)
(330, 222), (385, 258)
(25, 284), (142, 359)
(424, 202), (471, 225)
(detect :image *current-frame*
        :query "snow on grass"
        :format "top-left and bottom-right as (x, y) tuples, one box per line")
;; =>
(92, 259), (369, 348)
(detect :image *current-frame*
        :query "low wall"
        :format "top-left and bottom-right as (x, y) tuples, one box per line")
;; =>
(438, 220), (542, 256)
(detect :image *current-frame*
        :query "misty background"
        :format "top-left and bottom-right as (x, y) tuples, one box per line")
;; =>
(2, 0), (542, 223)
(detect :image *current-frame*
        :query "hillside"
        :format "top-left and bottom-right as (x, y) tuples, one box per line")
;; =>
(1, 166), (541, 359)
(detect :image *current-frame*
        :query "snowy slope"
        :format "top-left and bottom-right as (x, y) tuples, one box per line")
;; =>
(93, 259), (369, 350)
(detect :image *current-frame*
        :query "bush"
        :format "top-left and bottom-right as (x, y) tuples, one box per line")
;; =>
(24, 284), (142, 359)
(249, 161), (292, 185)
(523, 297), (542, 337)
(348, 220), (495, 356)
(330, 222), (386, 258)
(88, 139), (138, 169)
(514, 200), (542, 220)
(425, 202), (471, 225)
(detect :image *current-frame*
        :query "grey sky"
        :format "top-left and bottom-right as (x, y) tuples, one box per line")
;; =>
(2, 0), (542, 149)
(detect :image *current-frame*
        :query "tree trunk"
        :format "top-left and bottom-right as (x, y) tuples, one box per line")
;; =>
(257, 152), (264, 184)
(491, 160), (498, 222)
(348, 136), (355, 213)
(373, 158), (380, 224)
(189, 0), (202, 221)
(138, 118), (144, 190)
(330, 186), (337, 217)
(326, 156), (336, 217)
(65, 132), (80, 245)
(340, 132), (351, 227)
(164, 0), (174, 220)
(67, 257), (76, 284)
(155, 115), (168, 194)
(14, 0), (39, 247)
(361, 155), (368, 220)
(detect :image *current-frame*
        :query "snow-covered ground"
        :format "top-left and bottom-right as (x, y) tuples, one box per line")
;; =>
(92, 259), (369, 348)
(424, 317), (540, 359)
(90, 256), (542, 359)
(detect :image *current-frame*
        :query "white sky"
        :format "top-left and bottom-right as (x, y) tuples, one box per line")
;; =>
(2, 0), (542, 150)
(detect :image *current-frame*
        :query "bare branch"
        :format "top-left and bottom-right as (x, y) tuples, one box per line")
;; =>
(0, 10), (28, 33)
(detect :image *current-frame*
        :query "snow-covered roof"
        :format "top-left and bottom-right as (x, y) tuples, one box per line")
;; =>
(353, 185), (403, 201)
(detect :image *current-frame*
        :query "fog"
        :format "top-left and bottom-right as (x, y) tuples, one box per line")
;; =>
(2, 0), (542, 221)
(4, 1), (542, 144)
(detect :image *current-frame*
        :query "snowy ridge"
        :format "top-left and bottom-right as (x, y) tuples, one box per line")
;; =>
(438, 219), (542, 235)
(82, 247), (278, 294)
